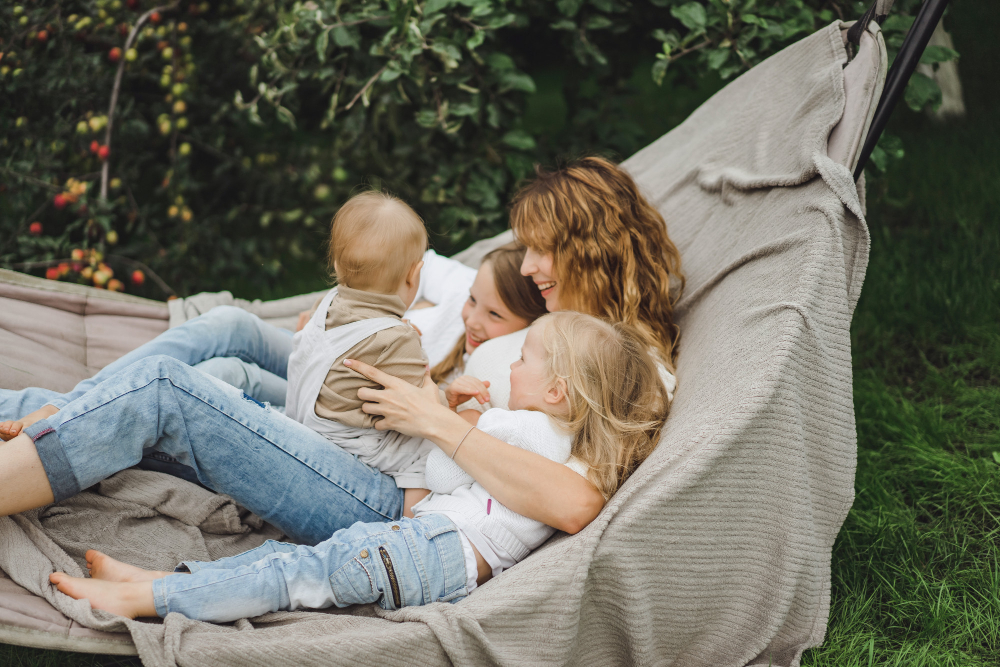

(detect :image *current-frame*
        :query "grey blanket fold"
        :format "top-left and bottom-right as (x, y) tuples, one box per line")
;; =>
(0, 22), (866, 667)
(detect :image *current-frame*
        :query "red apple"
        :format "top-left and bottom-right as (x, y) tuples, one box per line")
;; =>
(107, 278), (125, 292)
(36, 30), (48, 42)
(54, 193), (68, 209)
(57, 262), (71, 275)
(150, 11), (161, 23)
(90, 140), (100, 154)
(98, 145), (110, 161)
(109, 47), (122, 62)
(127, 0), (139, 8)
(71, 248), (85, 261)
(29, 221), (42, 235)
(119, 23), (130, 36)
(131, 269), (146, 286)
(157, 40), (168, 51)
(45, 267), (60, 280)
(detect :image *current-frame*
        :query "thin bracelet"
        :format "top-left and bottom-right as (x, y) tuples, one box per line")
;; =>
(452, 425), (476, 460)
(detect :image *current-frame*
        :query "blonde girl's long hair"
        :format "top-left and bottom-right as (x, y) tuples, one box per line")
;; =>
(509, 156), (685, 371)
(540, 312), (669, 500)
(430, 242), (548, 384)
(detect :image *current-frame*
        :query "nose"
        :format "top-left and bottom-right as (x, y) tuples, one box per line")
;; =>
(521, 249), (538, 276)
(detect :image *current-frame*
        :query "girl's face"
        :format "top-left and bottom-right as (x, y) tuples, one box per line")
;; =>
(508, 321), (567, 415)
(460, 261), (532, 355)
(520, 247), (561, 312)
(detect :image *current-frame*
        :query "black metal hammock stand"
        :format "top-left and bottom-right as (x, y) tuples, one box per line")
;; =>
(851, 0), (953, 180)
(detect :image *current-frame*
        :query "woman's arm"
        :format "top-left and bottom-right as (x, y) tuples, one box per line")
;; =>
(348, 360), (605, 534)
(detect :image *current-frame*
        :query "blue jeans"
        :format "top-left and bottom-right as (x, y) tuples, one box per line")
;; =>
(0, 306), (294, 416)
(152, 514), (469, 622)
(193, 357), (288, 408)
(22, 355), (404, 546)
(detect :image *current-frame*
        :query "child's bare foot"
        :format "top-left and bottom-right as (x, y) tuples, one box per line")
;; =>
(0, 421), (24, 442)
(49, 572), (157, 619)
(86, 550), (171, 583)
(0, 404), (59, 441)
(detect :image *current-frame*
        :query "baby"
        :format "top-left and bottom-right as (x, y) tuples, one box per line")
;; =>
(284, 190), (432, 492)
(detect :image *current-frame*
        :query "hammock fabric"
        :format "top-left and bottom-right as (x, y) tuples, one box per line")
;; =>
(0, 21), (881, 667)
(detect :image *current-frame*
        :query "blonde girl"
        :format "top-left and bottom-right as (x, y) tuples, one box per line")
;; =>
(50, 312), (667, 620)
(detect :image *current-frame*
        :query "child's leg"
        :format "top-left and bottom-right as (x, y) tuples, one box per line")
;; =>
(193, 358), (288, 408)
(152, 514), (469, 622)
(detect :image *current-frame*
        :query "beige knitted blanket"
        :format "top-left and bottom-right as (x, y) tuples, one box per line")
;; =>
(0, 22), (868, 666)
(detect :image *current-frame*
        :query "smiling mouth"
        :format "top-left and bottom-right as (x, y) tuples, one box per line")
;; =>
(466, 331), (485, 348)
(536, 281), (557, 295)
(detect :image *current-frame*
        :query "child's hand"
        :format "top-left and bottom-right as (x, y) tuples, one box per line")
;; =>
(0, 421), (24, 442)
(295, 310), (312, 332)
(445, 375), (491, 409)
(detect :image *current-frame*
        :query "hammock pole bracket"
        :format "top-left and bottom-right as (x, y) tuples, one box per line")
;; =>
(853, 0), (952, 181)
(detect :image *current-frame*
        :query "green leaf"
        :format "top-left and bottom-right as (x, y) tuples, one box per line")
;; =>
(275, 106), (296, 129)
(586, 16), (614, 30)
(919, 45), (959, 65)
(487, 52), (515, 71)
(432, 42), (463, 62)
(557, 0), (583, 17)
(501, 129), (536, 150)
(332, 25), (359, 48)
(904, 71), (942, 112)
(415, 109), (439, 127)
(499, 71), (536, 93)
(671, 2), (707, 32)
(550, 19), (577, 30)
(881, 14), (914, 33)
(466, 30), (485, 51)
(651, 58), (669, 85)
(706, 48), (730, 70)
(424, 0), (454, 15)
(992, 452), (1000, 465)
(315, 29), (329, 63)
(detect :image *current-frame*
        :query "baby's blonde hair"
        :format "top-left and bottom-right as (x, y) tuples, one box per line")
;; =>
(538, 311), (669, 500)
(328, 191), (427, 293)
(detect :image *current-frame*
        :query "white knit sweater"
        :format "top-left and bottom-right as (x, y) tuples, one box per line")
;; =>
(413, 409), (583, 565)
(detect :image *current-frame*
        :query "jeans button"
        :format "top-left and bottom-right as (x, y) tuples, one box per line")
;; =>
(360, 549), (369, 558)
(391, 525), (400, 531)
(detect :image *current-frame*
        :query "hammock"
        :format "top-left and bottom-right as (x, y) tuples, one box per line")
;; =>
(0, 19), (887, 667)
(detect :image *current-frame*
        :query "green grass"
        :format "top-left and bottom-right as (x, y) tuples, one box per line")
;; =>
(803, 3), (1000, 663)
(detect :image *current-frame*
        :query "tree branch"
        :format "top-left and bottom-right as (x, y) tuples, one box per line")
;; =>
(101, 2), (180, 201)
(669, 38), (712, 62)
(345, 64), (389, 110)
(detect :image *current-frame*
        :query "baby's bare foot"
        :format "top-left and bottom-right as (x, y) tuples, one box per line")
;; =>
(0, 421), (24, 442)
(86, 550), (170, 583)
(50, 572), (156, 619)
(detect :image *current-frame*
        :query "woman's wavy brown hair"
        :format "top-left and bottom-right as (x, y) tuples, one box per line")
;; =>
(509, 156), (684, 370)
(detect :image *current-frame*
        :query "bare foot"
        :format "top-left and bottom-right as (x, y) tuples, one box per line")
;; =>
(86, 550), (171, 583)
(0, 421), (23, 442)
(0, 404), (60, 441)
(50, 572), (157, 619)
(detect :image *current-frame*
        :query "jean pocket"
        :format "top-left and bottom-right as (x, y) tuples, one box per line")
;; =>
(329, 557), (377, 607)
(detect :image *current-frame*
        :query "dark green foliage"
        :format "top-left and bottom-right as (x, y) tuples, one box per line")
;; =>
(1, 0), (947, 299)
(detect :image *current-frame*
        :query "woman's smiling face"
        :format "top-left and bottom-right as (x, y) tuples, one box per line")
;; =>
(460, 261), (532, 354)
(520, 247), (561, 312)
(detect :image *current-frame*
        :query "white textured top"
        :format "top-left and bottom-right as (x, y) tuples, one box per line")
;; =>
(413, 409), (584, 574)
(404, 250), (477, 367)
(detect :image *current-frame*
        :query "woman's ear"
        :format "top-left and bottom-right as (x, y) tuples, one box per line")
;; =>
(544, 378), (568, 406)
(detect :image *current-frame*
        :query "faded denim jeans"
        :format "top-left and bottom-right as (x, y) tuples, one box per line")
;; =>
(153, 514), (469, 622)
(0, 306), (293, 418)
(22, 355), (404, 546)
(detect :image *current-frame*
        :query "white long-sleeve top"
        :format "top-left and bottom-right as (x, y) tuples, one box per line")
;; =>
(404, 250), (477, 367)
(413, 409), (587, 579)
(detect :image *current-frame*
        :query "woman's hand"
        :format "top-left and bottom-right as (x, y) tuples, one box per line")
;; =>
(444, 375), (491, 409)
(347, 359), (451, 440)
(348, 358), (606, 535)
